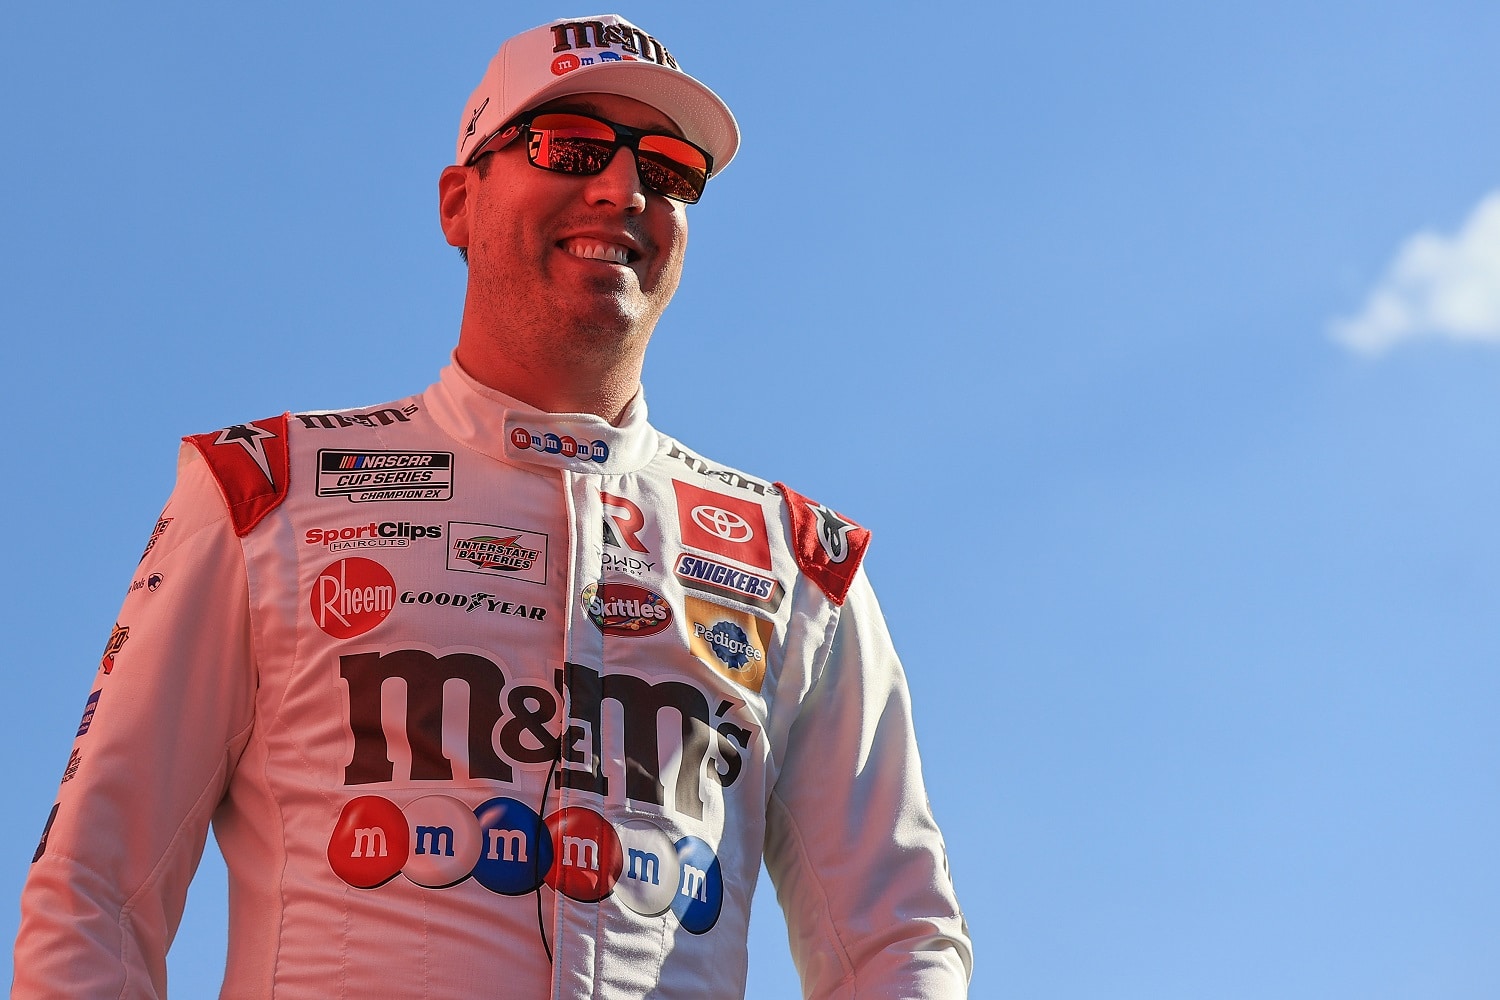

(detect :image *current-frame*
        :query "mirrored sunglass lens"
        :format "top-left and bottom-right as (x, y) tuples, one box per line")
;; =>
(637, 154), (705, 202)
(638, 137), (708, 202)
(527, 114), (617, 174)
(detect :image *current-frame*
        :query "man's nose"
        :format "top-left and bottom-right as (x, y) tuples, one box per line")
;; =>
(581, 147), (648, 214)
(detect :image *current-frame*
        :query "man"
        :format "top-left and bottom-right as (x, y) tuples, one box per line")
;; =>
(14, 13), (971, 999)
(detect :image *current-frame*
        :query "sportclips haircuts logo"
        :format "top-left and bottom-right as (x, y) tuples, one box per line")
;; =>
(310, 558), (396, 638)
(582, 583), (672, 637)
(305, 521), (442, 552)
(327, 796), (722, 933)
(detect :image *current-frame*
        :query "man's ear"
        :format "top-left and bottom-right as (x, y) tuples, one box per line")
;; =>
(438, 165), (473, 248)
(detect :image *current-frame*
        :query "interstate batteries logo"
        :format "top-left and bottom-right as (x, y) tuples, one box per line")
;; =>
(310, 557), (396, 638)
(684, 596), (772, 693)
(446, 522), (548, 585)
(316, 450), (453, 503)
(581, 583), (672, 637)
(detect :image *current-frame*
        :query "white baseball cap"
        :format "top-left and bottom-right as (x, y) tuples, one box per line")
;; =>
(455, 14), (740, 174)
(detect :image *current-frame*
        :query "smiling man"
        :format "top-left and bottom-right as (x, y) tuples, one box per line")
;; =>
(13, 14), (971, 1000)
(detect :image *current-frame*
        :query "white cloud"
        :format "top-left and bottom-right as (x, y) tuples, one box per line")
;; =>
(1330, 190), (1500, 356)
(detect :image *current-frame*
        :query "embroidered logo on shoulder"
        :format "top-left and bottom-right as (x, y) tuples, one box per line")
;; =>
(775, 483), (871, 606)
(295, 403), (419, 430)
(185, 414), (291, 537)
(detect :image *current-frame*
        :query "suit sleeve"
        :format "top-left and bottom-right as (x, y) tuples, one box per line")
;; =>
(12, 446), (257, 999)
(764, 569), (973, 999)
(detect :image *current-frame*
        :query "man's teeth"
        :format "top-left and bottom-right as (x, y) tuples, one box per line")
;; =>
(564, 240), (630, 264)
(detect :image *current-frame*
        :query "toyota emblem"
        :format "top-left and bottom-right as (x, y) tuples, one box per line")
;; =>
(691, 505), (753, 542)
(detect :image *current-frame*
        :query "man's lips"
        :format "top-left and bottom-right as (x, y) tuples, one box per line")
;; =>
(559, 236), (640, 265)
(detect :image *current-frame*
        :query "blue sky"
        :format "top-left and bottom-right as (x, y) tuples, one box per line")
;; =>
(4, 2), (1500, 997)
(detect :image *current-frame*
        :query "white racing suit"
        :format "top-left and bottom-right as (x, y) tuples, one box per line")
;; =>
(14, 362), (972, 999)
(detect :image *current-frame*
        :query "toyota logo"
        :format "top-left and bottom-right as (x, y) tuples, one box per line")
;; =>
(691, 505), (753, 542)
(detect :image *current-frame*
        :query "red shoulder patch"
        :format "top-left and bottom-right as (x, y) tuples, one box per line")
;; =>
(185, 414), (291, 537)
(775, 483), (872, 606)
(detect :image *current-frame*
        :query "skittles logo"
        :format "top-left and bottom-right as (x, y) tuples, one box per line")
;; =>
(328, 795), (723, 933)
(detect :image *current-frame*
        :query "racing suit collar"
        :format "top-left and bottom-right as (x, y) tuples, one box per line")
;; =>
(426, 360), (659, 474)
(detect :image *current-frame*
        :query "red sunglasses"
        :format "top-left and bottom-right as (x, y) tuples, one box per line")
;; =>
(472, 111), (714, 204)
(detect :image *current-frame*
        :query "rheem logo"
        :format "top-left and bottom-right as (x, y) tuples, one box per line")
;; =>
(310, 557), (395, 638)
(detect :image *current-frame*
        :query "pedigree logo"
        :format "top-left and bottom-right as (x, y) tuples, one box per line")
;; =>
(581, 582), (672, 637)
(672, 480), (773, 571)
(684, 596), (772, 694)
(310, 557), (396, 639)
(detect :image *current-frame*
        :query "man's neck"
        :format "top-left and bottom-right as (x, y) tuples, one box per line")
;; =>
(453, 336), (644, 426)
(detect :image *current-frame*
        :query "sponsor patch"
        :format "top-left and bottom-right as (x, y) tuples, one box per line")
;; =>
(139, 516), (171, 564)
(76, 690), (100, 737)
(61, 749), (82, 783)
(305, 521), (443, 552)
(296, 403), (419, 430)
(601, 492), (649, 552)
(672, 481), (773, 571)
(581, 582), (672, 637)
(672, 553), (784, 612)
(100, 623), (129, 674)
(397, 591), (548, 621)
(508, 427), (609, 464)
(310, 558), (396, 638)
(125, 572), (167, 597)
(684, 596), (771, 693)
(666, 443), (777, 496)
(446, 522), (549, 585)
(317, 450), (454, 503)
(603, 551), (656, 578)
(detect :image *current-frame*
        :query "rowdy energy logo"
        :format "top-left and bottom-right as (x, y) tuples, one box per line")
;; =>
(582, 583), (672, 637)
(316, 450), (454, 503)
(310, 557), (395, 638)
(672, 480), (772, 570)
(684, 596), (772, 693)
(327, 795), (722, 933)
(447, 521), (548, 585)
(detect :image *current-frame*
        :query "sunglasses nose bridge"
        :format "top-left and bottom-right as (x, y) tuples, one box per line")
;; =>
(583, 141), (650, 211)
